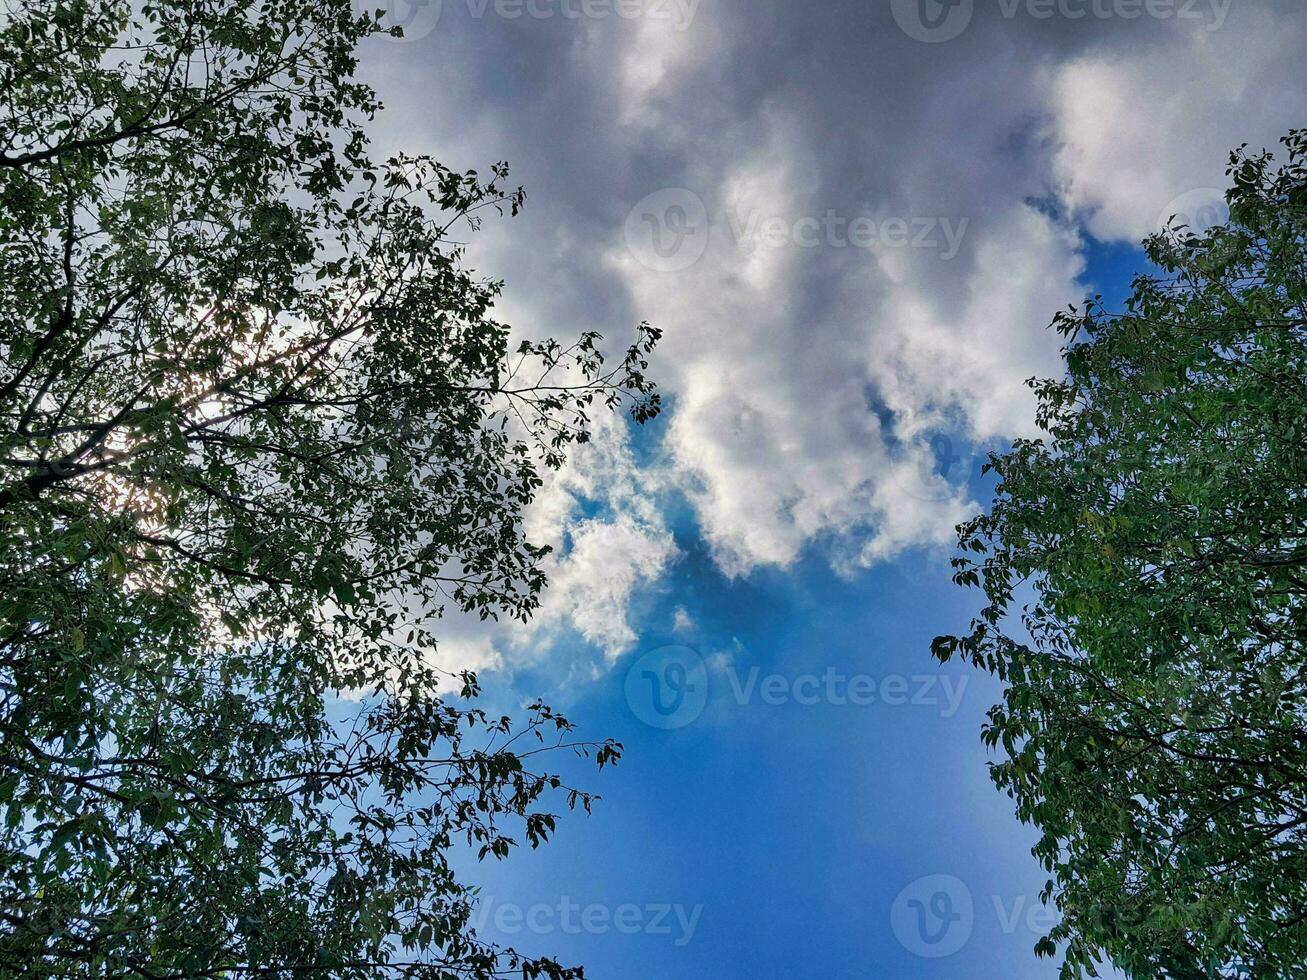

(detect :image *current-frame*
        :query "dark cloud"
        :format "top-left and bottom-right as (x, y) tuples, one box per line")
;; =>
(358, 0), (1307, 586)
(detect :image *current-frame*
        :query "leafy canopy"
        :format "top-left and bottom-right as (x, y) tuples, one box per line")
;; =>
(0, 1), (659, 976)
(935, 131), (1307, 979)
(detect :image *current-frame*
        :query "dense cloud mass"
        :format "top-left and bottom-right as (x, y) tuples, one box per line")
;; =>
(361, 0), (1307, 667)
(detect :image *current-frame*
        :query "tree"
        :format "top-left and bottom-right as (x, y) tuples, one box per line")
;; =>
(0, 2), (660, 976)
(934, 131), (1307, 978)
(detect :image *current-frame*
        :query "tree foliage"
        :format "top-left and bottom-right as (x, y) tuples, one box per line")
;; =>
(0, 2), (660, 976)
(935, 131), (1307, 978)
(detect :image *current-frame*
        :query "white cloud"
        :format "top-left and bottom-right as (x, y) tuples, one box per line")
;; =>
(352, 0), (1307, 671)
(867, 205), (1085, 444)
(617, 1), (716, 128)
(530, 511), (677, 658)
(1048, 9), (1307, 243)
(671, 605), (695, 634)
(425, 635), (504, 692)
(609, 109), (1082, 575)
(519, 411), (677, 660)
(413, 411), (678, 678)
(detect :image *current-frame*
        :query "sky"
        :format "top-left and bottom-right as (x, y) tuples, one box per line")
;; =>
(349, 1), (1306, 975)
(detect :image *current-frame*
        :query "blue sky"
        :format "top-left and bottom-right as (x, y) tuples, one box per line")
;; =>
(350, 0), (1306, 974)
(470, 523), (1054, 977)
(452, 419), (1104, 978)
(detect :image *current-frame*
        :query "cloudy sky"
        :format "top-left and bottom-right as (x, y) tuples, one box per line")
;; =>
(353, 0), (1304, 975)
